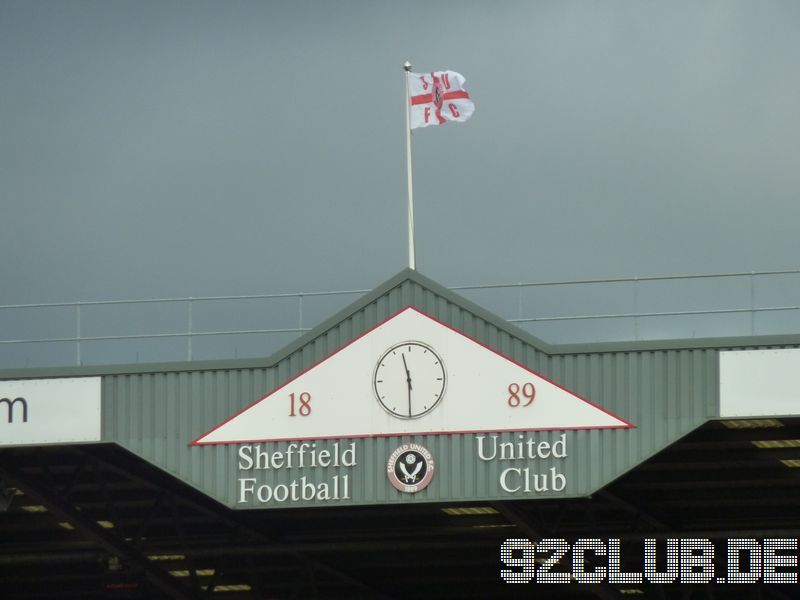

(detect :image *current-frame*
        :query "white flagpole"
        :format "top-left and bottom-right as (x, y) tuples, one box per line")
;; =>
(404, 61), (416, 270)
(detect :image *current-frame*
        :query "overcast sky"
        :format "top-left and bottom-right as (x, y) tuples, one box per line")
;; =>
(2, 1), (800, 361)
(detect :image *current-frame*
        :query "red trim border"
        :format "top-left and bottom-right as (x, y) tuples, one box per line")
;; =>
(190, 306), (635, 446)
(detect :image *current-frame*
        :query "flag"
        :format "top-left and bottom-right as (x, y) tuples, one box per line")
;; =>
(409, 70), (474, 129)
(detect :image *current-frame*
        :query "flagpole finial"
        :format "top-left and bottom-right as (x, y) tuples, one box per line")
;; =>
(403, 61), (412, 71)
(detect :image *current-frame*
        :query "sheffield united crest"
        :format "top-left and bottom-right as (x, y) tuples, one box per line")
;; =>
(387, 444), (435, 493)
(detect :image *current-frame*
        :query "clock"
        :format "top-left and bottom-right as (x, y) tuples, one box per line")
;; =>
(373, 341), (446, 419)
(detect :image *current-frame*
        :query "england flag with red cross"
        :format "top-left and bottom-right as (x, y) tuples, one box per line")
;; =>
(409, 70), (474, 129)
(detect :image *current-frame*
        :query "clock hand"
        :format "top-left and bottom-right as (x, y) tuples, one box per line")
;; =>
(401, 354), (412, 416)
(401, 354), (412, 391)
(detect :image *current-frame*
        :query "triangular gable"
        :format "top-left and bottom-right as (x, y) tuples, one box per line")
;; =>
(193, 305), (632, 445)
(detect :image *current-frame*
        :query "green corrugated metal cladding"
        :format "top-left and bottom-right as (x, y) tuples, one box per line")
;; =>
(95, 269), (725, 509)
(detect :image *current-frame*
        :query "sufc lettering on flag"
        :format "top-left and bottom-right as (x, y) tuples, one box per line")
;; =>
(409, 70), (474, 129)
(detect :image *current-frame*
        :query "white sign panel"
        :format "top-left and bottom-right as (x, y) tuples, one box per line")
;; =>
(0, 377), (101, 446)
(194, 308), (631, 445)
(720, 348), (800, 418)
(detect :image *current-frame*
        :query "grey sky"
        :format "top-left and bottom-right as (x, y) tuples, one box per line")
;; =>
(2, 0), (799, 308)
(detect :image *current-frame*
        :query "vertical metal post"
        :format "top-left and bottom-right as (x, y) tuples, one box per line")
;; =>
(404, 61), (416, 270)
(298, 294), (304, 335)
(750, 272), (756, 336)
(633, 278), (640, 341)
(187, 298), (193, 360)
(76, 302), (82, 366)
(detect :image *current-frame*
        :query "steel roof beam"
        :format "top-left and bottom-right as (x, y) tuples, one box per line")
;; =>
(0, 478), (14, 512)
(73, 447), (394, 600)
(596, 489), (672, 531)
(0, 464), (200, 600)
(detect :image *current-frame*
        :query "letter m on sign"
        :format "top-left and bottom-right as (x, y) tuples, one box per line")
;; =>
(0, 397), (28, 423)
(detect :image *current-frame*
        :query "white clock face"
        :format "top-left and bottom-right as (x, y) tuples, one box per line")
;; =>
(373, 341), (446, 419)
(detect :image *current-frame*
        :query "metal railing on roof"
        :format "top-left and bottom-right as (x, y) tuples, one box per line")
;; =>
(1, 269), (799, 368)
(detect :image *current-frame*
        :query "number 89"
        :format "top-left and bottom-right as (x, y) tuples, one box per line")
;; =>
(507, 383), (535, 407)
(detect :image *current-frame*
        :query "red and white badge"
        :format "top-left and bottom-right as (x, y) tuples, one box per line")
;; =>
(387, 443), (435, 493)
